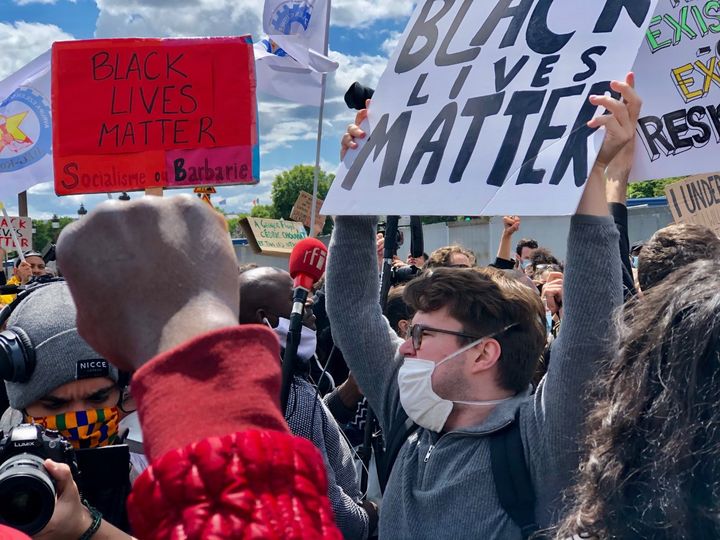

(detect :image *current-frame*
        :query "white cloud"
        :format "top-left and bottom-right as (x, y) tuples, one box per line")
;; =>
(261, 120), (320, 154)
(331, 0), (414, 28)
(13, 0), (59, 5)
(0, 21), (73, 80)
(93, 0), (413, 40)
(328, 49), (387, 96)
(381, 30), (402, 55)
(94, 0), (264, 38)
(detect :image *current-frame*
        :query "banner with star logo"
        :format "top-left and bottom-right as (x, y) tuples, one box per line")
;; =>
(0, 51), (53, 202)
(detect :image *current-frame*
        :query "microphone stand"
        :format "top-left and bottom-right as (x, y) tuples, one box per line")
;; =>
(280, 286), (309, 414)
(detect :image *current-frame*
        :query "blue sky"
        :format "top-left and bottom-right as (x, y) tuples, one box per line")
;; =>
(0, 0), (413, 218)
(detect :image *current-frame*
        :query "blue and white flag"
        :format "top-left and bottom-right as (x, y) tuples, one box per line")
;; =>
(255, 0), (337, 107)
(0, 51), (52, 202)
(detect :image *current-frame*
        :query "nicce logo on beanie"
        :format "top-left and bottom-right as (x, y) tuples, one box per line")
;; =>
(76, 359), (110, 380)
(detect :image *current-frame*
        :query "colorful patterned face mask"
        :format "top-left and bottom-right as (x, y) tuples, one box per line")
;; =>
(26, 407), (120, 450)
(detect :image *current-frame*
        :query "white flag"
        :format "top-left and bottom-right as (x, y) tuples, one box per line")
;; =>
(0, 51), (52, 203)
(255, 0), (337, 107)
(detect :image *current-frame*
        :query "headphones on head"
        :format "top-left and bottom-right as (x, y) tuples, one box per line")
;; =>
(0, 278), (131, 390)
(0, 280), (58, 383)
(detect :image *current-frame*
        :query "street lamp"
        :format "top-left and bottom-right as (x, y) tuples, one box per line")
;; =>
(51, 214), (60, 242)
(77, 203), (87, 217)
(119, 192), (130, 201)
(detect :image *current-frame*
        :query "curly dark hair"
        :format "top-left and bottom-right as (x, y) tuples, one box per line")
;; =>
(556, 259), (720, 540)
(638, 223), (720, 291)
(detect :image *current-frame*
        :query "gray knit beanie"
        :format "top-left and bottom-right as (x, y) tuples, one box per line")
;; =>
(4, 282), (118, 410)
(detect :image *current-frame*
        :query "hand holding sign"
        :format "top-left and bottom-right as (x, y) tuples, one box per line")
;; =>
(57, 195), (239, 372)
(340, 107), (368, 160)
(587, 75), (641, 170)
(578, 74), (641, 217)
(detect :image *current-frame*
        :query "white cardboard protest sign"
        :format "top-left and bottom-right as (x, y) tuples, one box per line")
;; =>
(0, 216), (32, 252)
(323, 0), (658, 216)
(631, 1), (720, 182)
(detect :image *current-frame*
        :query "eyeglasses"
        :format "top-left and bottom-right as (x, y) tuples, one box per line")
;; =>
(118, 386), (137, 414)
(407, 324), (481, 352)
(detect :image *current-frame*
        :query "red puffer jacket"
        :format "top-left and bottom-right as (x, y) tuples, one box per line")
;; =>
(125, 326), (342, 539)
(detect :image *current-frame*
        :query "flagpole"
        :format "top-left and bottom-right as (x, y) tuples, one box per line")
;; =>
(309, 0), (331, 237)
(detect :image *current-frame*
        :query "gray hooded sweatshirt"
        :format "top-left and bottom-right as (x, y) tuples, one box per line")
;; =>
(325, 215), (621, 539)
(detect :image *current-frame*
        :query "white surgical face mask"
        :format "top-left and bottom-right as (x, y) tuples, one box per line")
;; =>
(398, 332), (515, 432)
(266, 316), (317, 361)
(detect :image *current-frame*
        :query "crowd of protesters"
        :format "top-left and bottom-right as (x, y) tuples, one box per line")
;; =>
(1, 72), (719, 540)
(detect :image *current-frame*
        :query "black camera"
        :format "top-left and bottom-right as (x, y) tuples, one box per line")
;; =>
(391, 264), (421, 286)
(344, 82), (375, 110)
(0, 424), (78, 535)
(377, 222), (404, 249)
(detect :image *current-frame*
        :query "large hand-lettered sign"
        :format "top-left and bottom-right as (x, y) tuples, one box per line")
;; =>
(632, 1), (720, 182)
(323, 0), (657, 216)
(52, 37), (259, 195)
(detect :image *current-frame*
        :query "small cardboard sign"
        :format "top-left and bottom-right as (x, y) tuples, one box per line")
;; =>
(290, 190), (326, 235)
(665, 172), (720, 235)
(239, 217), (307, 255)
(0, 216), (32, 252)
(52, 37), (260, 195)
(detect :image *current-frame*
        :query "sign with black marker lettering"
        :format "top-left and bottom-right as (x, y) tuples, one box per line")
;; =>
(665, 172), (720, 234)
(239, 217), (307, 255)
(323, 0), (658, 216)
(632, 0), (720, 182)
(51, 37), (259, 195)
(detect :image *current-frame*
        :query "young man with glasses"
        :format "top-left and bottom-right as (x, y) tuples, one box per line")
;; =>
(326, 75), (638, 538)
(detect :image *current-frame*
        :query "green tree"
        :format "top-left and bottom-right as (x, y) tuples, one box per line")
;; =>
(271, 165), (334, 235)
(250, 204), (277, 219)
(627, 177), (684, 199)
(31, 217), (74, 252)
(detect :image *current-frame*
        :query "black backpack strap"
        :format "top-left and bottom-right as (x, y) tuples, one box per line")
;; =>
(489, 409), (539, 540)
(376, 416), (419, 493)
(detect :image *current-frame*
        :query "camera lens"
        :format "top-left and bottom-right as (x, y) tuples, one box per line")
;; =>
(0, 453), (56, 535)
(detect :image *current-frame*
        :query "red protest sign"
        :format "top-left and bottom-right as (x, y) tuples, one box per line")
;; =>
(52, 37), (259, 195)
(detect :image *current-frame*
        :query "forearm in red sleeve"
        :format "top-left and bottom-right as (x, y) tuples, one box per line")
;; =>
(131, 325), (288, 460)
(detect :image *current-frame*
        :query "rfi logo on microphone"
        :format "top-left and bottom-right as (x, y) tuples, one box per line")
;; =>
(303, 247), (326, 271)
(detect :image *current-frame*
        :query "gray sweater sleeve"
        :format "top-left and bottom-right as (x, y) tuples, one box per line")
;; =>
(287, 380), (369, 540)
(325, 216), (406, 434)
(528, 214), (622, 518)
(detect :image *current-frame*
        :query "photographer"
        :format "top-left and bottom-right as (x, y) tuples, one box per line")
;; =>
(0, 282), (136, 539)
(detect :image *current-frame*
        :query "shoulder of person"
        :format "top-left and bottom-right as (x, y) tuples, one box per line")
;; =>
(0, 407), (23, 432)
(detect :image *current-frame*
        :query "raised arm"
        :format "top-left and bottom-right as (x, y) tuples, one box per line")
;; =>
(325, 108), (405, 431)
(325, 214), (405, 431)
(605, 72), (640, 298)
(494, 216), (520, 269)
(532, 75), (638, 462)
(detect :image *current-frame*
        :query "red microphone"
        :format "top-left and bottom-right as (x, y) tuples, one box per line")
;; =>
(289, 237), (328, 291)
(281, 237), (328, 412)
